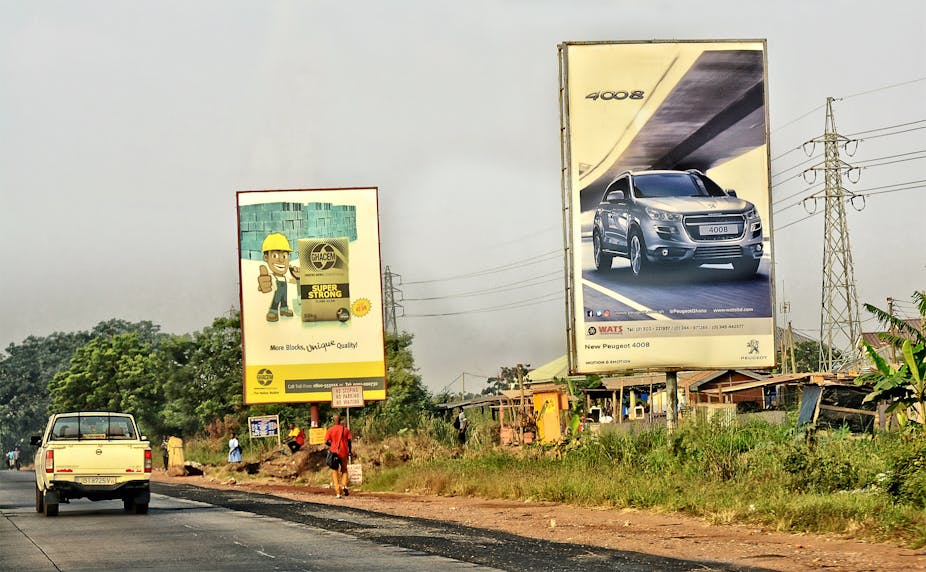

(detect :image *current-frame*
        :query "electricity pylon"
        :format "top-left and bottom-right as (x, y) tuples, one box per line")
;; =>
(382, 266), (402, 336)
(801, 97), (864, 372)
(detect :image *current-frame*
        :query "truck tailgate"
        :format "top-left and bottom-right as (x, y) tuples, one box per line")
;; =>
(48, 442), (150, 475)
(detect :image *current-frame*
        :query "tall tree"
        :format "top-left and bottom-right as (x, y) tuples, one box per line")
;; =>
(0, 331), (93, 449)
(361, 331), (431, 430)
(49, 332), (164, 431)
(482, 366), (521, 396)
(158, 313), (244, 436)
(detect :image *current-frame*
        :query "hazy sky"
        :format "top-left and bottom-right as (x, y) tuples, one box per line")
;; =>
(2, 1), (924, 395)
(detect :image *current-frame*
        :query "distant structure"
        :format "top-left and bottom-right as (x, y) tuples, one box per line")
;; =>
(383, 266), (402, 337)
(801, 97), (864, 372)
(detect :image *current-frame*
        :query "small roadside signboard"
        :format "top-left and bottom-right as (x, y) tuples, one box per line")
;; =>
(247, 414), (281, 450)
(331, 384), (365, 432)
(331, 385), (365, 408)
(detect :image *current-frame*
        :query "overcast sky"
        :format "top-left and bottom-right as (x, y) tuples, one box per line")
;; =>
(2, 1), (924, 395)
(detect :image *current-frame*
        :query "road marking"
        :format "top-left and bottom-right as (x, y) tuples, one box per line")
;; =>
(582, 279), (672, 321)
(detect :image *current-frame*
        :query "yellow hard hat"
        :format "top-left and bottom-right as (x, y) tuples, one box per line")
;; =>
(261, 232), (293, 252)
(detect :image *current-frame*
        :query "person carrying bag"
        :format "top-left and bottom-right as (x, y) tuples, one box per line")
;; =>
(324, 414), (353, 498)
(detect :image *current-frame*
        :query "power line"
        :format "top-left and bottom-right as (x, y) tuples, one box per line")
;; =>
(402, 273), (561, 301)
(852, 148), (926, 166)
(402, 249), (560, 285)
(771, 153), (822, 180)
(774, 179), (924, 214)
(404, 291), (561, 317)
(840, 76), (926, 102)
(855, 154), (926, 170)
(846, 119), (926, 137)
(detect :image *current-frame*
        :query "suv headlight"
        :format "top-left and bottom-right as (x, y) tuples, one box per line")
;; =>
(745, 207), (759, 220)
(644, 207), (682, 222)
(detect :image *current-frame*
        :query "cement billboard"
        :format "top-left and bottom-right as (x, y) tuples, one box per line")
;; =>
(559, 40), (776, 373)
(237, 187), (386, 404)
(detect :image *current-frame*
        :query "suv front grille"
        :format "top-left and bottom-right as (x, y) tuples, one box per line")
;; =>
(693, 245), (743, 260)
(683, 214), (746, 241)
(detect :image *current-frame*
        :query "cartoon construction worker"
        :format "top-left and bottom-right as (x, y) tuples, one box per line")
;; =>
(258, 232), (299, 322)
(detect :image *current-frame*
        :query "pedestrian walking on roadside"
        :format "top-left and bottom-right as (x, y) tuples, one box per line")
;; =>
(324, 414), (352, 498)
(454, 408), (468, 445)
(228, 432), (243, 463)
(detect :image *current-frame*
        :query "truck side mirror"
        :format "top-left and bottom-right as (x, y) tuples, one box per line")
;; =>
(30, 435), (42, 446)
(726, 189), (737, 197)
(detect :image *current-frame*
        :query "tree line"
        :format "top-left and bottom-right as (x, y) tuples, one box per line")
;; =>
(0, 314), (433, 452)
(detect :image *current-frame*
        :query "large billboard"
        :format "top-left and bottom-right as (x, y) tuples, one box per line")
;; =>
(559, 40), (776, 373)
(237, 188), (386, 404)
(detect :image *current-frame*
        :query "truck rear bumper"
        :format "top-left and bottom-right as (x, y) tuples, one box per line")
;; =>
(49, 478), (150, 502)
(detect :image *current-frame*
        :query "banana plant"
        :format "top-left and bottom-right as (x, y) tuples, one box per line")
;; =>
(857, 291), (926, 428)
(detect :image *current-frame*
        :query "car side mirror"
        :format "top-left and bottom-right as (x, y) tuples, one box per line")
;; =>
(726, 189), (737, 197)
(606, 190), (625, 202)
(30, 435), (42, 446)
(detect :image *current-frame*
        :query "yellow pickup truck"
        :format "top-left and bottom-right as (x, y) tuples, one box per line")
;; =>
(31, 412), (152, 516)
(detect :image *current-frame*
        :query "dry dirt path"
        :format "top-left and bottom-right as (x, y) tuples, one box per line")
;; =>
(152, 471), (925, 571)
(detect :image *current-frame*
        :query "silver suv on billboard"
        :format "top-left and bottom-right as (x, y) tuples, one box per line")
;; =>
(592, 169), (764, 278)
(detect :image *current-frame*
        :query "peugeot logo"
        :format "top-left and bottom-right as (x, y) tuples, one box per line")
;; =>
(95, 448), (103, 455)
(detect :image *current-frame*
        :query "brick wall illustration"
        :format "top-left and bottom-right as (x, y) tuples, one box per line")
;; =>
(239, 202), (358, 261)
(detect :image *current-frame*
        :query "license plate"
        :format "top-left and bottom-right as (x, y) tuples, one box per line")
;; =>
(79, 476), (115, 485)
(701, 224), (738, 236)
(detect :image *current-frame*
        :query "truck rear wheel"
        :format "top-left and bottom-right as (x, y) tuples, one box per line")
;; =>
(35, 484), (43, 513)
(134, 501), (149, 514)
(123, 497), (135, 512)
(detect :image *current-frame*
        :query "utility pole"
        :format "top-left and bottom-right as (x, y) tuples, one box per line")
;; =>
(801, 97), (864, 373)
(887, 297), (897, 365)
(665, 371), (678, 434)
(382, 266), (402, 337)
(517, 364), (525, 444)
(779, 301), (791, 374)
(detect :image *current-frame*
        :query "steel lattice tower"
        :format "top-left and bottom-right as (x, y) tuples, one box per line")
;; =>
(382, 266), (402, 337)
(802, 97), (863, 372)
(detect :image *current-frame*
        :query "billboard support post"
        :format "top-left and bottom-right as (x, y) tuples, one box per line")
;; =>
(666, 371), (679, 433)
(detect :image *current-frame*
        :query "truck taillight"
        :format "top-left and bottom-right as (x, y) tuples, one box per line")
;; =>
(45, 449), (54, 473)
(144, 449), (152, 473)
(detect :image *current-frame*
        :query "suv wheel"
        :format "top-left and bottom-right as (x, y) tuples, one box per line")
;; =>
(629, 232), (648, 278)
(593, 230), (613, 272)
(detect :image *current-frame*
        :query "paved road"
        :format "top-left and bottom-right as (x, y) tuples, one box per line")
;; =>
(579, 236), (773, 320)
(0, 469), (764, 571)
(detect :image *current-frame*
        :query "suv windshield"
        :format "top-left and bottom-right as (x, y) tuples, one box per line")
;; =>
(632, 172), (727, 199)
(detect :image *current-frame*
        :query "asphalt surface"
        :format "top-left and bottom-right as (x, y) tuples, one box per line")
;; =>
(152, 481), (770, 572)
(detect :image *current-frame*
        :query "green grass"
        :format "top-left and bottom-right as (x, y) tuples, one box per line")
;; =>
(361, 418), (926, 548)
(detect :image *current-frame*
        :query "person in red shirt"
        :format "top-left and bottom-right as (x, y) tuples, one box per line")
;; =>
(324, 414), (352, 498)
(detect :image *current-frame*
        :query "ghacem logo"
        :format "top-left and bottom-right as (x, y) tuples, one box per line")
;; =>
(256, 368), (274, 386)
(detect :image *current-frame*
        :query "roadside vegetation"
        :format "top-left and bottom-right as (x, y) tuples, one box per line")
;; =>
(1, 293), (924, 548)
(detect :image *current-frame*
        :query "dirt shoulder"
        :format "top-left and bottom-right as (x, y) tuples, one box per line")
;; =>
(152, 470), (925, 572)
